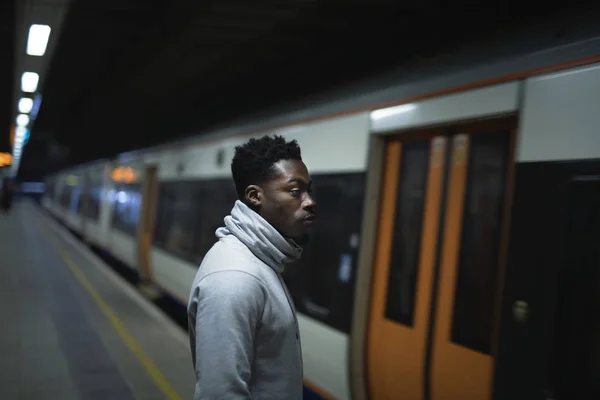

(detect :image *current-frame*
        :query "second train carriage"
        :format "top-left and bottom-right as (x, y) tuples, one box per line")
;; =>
(42, 44), (600, 399)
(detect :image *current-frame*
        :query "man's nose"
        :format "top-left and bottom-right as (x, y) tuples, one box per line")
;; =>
(303, 193), (316, 209)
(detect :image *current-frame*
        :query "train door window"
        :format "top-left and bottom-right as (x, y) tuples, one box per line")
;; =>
(112, 184), (142, 235)
(385, 140), (430, 326)
(450, 131), (510, 354)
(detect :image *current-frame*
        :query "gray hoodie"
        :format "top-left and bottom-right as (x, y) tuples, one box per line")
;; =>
(187, 200), (304, 400)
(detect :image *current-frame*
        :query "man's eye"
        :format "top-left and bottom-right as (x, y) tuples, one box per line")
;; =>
(290, 189), (301, 196)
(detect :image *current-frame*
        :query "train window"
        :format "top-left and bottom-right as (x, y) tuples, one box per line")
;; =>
(70, 186), (83, 214)
(112, 184), (142, 236)
(85, 185), (102, 220)
(60, 185), (70, 208)
(283, 173), (366, 333)
(45, 181), (55, 202)
(153, 181), (201, 262)
(191, 180), (238, 265)
(153, 185), (172, 251)
(151, 174), (366, 334)
(450, 131), (509, 354)
(384, 140), (430, 326)
(51, 182), (57, 202)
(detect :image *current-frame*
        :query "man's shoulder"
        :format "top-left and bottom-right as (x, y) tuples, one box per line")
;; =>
(188, 237), (269, 307)
(193, 236), (266, 283)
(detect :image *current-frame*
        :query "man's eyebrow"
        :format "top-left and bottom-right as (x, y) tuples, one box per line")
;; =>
(287, 177), (312, 185)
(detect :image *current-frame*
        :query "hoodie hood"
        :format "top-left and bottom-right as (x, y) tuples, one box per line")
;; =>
(216, 200), (303, 273)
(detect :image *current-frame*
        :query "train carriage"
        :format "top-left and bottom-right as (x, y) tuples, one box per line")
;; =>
(43, 36), (600, 400)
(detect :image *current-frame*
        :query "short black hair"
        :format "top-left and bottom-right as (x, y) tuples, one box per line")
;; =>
(231, 134), (302, 199)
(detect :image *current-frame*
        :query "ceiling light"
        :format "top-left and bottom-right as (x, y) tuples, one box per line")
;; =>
(26, 24), (51, 56)
(18, 98), (33, 113)
(21, 72), (39, 93)
(16, 114), (30, 127)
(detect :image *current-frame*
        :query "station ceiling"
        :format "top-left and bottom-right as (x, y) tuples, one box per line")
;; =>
(3, 0), (597, 180)
(0, 1), (15, 156)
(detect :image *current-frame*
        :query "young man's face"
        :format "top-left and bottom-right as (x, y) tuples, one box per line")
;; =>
(250, 159), (316, 244)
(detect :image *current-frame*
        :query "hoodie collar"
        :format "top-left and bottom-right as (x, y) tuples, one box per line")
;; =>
(215, 200), (303, 273)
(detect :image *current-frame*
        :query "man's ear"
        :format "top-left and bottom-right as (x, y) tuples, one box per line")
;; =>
(244, 185), (263, 208)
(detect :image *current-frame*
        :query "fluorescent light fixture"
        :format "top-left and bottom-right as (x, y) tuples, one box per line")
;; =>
(16, 114), (30, 127)
(26, 24), (51, 56)
(371, 103), (417, 120)
(18, 98), (33, 113)
(21, 72), (39, 93)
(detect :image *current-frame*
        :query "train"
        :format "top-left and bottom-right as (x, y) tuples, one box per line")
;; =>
(41, 32), (600, 400)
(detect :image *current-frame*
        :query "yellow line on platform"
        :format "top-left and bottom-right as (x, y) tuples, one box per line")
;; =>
(40, 220), (183, 400)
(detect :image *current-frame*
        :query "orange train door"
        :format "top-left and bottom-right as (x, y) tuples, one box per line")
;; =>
(367, 117), (516, 400)
(137, 166), (158, 283)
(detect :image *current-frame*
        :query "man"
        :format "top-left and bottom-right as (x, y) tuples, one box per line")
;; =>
(187, 135), (316, 399)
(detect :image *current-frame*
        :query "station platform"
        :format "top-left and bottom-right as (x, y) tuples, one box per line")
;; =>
(0, 199), (195, 400)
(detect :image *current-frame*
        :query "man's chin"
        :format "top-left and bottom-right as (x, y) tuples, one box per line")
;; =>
(292, 233), (311, 246)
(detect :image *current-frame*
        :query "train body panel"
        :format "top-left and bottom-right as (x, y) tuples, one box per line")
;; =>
(518, 63), (600, 163)
(107, 229), (137, 269)
(41, 37), (600, 400)
(297, 314), (351, 400)
(84, 219), (103, 247)
(260, 113), (371, 174)
(64, 208), (82, 232)
(370, 81), (519, 134)
(150, 246), (197, 304)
